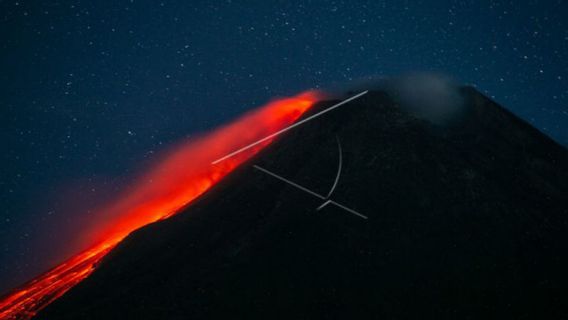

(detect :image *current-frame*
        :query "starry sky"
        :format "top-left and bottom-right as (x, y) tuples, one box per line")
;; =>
(1, 0), (567, 293)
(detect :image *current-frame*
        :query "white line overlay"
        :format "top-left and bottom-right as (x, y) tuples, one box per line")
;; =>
(253, 165), (368, 220)
(211, 91), (368, 164)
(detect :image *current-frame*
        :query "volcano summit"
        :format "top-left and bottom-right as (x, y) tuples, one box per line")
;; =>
(34, 86), (568, 319)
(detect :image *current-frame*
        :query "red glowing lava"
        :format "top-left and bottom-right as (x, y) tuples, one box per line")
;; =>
(0, 90), (321, 320)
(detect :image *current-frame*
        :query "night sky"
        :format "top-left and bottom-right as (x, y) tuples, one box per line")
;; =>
(1, 0), (567, 293)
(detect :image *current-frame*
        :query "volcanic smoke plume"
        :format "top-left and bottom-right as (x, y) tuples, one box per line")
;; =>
(0, 90), (321, 320)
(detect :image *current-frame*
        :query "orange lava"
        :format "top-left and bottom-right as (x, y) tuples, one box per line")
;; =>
(0, 91), (321, 320)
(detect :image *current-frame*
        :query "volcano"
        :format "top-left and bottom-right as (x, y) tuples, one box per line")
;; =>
(36, 87), (568, 319)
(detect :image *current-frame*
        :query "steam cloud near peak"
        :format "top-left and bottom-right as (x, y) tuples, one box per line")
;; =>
(386, 73), (465, 125)
(337, 73), (467, 125)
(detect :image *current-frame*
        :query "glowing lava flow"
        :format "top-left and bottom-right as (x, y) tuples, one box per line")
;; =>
(0, 91), (321, 320)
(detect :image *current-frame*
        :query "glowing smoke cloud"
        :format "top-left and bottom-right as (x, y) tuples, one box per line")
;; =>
(0, 90), (322, 320)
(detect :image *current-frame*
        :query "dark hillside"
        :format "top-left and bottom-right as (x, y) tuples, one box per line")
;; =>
(39, 88), (568, 319)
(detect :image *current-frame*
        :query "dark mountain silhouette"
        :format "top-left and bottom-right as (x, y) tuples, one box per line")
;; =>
(37, 87), (568, 319)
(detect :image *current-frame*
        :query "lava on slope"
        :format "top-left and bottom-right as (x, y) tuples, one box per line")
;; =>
(0, 91), (321, 320)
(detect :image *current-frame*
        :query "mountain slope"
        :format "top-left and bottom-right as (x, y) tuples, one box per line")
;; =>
(38, 88), (568, 319)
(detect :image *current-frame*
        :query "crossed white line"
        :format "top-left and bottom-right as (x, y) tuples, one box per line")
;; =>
(253, 165), (367, 220)
(213, 91), (369, 220)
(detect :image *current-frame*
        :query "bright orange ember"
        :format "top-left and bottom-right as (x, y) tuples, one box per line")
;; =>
(0, 91), (321, 320)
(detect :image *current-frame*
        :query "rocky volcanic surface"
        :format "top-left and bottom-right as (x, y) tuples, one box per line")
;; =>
(38, 88), (568, 319)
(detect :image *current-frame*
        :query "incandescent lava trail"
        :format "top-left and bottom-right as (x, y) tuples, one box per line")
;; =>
(0, 90), (322, 320)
